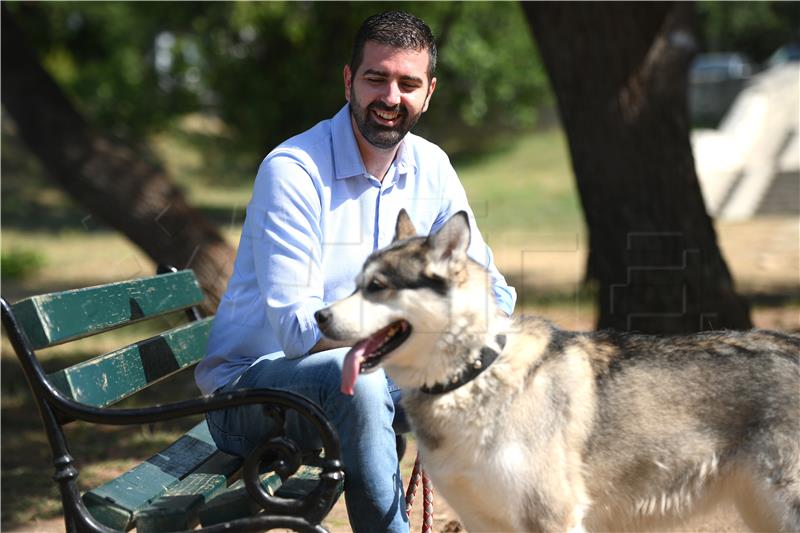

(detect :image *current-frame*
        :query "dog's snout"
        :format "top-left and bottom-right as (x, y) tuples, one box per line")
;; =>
(315, 308), (332, 326)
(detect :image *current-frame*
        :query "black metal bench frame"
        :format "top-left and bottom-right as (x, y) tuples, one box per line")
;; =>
(1, 268), (345, 532)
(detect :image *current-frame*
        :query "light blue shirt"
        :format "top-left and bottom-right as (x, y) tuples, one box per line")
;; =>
(195, 104), (516, 395)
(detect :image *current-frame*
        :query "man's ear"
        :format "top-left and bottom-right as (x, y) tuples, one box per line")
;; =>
(344, 64), (352, 102)
(427, 211), (470, 264)
(393, 209), (417, 242)
(422, 77), (437, 113)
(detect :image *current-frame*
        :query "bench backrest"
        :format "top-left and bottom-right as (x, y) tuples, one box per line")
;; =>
(7, 270), (211, 408)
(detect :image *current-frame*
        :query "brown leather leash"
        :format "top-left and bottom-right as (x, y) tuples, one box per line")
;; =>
(405, 453), (433, 533)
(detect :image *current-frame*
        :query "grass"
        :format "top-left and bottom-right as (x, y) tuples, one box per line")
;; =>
(0, 248), (45, 280)
(457, 129), (583, 239)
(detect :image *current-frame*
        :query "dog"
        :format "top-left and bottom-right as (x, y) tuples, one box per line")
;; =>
(315, 209), (800, 532)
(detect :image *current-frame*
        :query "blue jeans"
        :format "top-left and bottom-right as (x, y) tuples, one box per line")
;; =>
(206, 348), (410, 533)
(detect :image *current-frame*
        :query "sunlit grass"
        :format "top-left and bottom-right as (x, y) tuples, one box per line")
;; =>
(457, 129), (583, 240)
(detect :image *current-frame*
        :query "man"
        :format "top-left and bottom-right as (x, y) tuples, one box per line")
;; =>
(196, 11), (516, 532)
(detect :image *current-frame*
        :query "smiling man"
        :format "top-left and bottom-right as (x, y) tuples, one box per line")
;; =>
(195, 11), (515, 532)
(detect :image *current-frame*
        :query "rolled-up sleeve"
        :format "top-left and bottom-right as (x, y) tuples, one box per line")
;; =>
(433, 158), (518, 317)
(248, 152), (326, 357)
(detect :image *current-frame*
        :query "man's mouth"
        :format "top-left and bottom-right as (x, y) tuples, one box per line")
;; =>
(370, 107), (404, 126)
(340, 320), (412, 395)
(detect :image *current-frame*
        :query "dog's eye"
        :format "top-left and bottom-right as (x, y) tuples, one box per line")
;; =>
(366, 279), (388, 293)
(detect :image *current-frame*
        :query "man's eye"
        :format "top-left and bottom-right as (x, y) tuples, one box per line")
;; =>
(366, 279), (388, 293)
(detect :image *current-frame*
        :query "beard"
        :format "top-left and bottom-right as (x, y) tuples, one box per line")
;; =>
(349, 88), (424, 149)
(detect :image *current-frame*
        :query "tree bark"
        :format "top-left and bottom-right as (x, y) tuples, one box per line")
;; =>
(522, 2), (751, 333)
(2, 6), (234, 313)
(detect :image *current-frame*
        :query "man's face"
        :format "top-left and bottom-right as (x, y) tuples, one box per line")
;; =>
(344, 41), (437, 150)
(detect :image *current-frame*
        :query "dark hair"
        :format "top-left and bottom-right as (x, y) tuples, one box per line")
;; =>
(350, 11), (438, 81)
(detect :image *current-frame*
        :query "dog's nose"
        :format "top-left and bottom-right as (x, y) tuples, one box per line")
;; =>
(315, 308), (332, 326)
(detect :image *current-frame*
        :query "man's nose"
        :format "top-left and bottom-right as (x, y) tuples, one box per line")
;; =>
(380, 82), (402, 107)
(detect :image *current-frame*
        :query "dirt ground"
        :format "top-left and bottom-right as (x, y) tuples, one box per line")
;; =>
(4, 216), (798, 533)
(490, 216), (800, 306)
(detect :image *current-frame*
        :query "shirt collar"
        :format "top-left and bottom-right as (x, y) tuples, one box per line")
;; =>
(332, 104), (367, 180)
(331, 103), (416, 181)
(394, 141), (414, 178)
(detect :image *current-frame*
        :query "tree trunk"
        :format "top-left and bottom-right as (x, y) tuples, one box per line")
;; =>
(521, 2), (751, 333)
(2, 6), (234, 313)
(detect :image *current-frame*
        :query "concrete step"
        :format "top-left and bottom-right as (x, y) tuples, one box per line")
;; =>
(756, 171), (800, 216)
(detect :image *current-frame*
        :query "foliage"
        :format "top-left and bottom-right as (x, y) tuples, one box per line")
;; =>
(7, 2), (202, 138)
(458, 129), (580, 237)
(6, 1), (547, 164)
(1, 248), (45, 280)
(7, 1), (797, 176)
(419, 2), (549, 153)
(696, 1), (800, 63)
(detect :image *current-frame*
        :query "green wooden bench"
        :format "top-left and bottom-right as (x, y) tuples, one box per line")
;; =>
(1, 268), (344, 532)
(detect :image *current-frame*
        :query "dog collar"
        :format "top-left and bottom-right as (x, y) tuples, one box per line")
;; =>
(420, 334), (507, 395)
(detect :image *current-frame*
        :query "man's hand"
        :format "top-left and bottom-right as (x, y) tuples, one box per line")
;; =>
(310, 337), (352, 354)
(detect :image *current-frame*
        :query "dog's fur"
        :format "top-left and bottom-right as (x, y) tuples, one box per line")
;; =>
(318, 210), (800, 532)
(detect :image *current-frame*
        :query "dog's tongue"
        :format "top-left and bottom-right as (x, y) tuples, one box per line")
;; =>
(340, 344), (365, 396)
(340, 331), (388, 395)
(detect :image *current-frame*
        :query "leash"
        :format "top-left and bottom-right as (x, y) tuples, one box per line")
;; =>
(405, 453), (433, 533)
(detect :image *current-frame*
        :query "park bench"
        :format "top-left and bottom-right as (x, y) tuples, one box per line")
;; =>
(1, 267), (345, 532)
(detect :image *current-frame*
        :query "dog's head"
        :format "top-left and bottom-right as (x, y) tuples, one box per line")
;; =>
(315, 209), (497, 393)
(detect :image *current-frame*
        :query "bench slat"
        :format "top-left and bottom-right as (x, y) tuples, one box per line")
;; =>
(135, 451), (243, 532)
(48, 317), (212, 407)
(83, 421), (218, 531)
(197, 472), (292, 526)
(11, 271), (204, 349)
(198, 463), (344, 527)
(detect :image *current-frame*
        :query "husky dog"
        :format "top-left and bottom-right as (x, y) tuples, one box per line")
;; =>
(315, 210), (800, 532)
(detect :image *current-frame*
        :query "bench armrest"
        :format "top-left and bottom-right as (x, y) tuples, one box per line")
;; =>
(48, 385), (344, 527)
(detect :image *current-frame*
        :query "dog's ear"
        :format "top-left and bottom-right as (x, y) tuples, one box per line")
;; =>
(393, 209), (417, 242)
(428, 211), (471, 264)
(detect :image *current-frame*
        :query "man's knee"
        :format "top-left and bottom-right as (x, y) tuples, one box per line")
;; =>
(351, 367), (392, 402)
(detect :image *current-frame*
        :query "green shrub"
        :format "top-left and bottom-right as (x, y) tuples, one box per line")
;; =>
(1, 249), (45, 280)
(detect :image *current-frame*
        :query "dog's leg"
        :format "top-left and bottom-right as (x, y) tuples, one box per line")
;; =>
(448, 500), (522, 532)
(433, 473), (522, 532)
